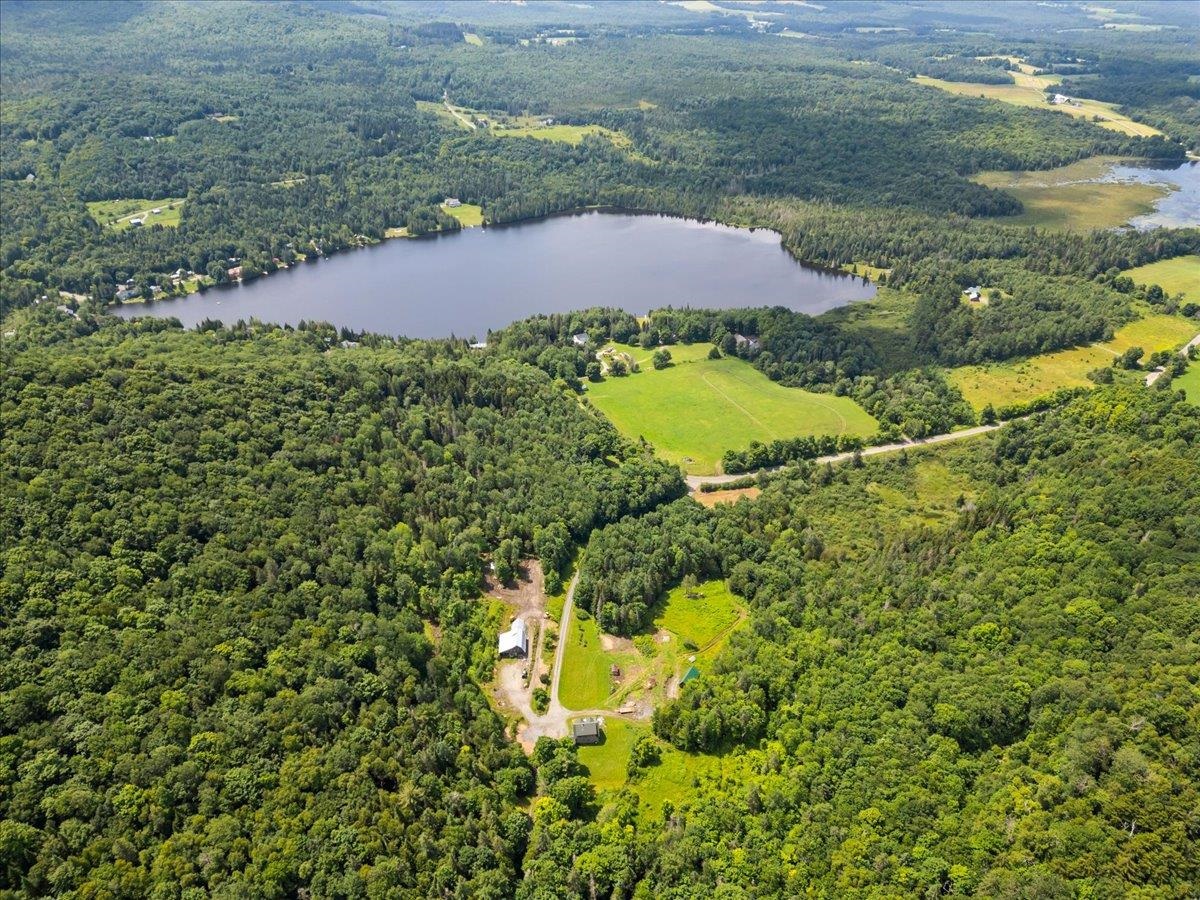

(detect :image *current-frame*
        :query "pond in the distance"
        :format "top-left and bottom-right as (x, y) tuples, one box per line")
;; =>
(112, 211), (876, 339)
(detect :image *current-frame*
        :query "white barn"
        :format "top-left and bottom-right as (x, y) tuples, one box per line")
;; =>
(498, 617), (528, 658)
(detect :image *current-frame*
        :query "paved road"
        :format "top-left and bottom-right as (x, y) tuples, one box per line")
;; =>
(685, 420), (1008, 491)
(1144, 332), (1200, 386)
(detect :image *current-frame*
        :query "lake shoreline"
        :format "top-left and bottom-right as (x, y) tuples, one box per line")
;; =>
(110, 211), (876, 338)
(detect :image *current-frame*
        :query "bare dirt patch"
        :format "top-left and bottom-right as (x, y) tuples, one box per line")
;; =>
(695, 487), (760, 507)
(600, 633), (636, 653)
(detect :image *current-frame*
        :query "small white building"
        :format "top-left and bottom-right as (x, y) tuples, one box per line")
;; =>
(964, 286), (982, 301)
(498, 617), (528, 658)
(469, 341), (488, 349)
(572, 332), (590, 346)
(444, 197), (462, 208)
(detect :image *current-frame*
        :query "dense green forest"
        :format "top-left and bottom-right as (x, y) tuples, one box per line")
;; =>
(3, 2), (1199, 898)
(4, 315), (1197, 897)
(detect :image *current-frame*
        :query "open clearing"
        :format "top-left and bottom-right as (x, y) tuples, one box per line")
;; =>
(913, 70), (1160, 138)
(560, 579), (746, 714)
(694, 486), (760, 507)
(1122, 255), (1200, 300)
(947, 312), (1198, 410)
(419, 98), (635, 151)
(441, 202), (484, 227)
(87, 198), (185, 231)
(973, 157), (1169, 230)
(1175, 365), (1200, 404)
(588, 351), (877, 475)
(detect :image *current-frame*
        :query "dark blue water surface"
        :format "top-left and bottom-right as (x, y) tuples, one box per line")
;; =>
(112, 211), (876, 339)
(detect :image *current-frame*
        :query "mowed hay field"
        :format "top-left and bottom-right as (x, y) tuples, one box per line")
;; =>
(587, 352), (876, 475)
(973, 157), (1168, 230)
(1122, 255), (1200, 300)
(948, 313), (1198, 410)
(912, 71), (1160, 137)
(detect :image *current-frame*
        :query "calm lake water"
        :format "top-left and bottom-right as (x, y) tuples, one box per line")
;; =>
(112, 212), (876, 339)
(1103, 160), (1200, 230)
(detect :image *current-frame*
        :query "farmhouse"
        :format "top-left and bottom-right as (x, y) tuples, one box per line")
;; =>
(444, 197), (462, 208)
(572, 717), (603, 745)
(734, 333), (761, 351)
(572, 332), (590, 346)
(497, 617), (528, 658)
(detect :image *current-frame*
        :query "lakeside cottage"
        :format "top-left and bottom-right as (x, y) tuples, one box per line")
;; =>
(497, 617), (528, 658)
(572, 717), (603, 745)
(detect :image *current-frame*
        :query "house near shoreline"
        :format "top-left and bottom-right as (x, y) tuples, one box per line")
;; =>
(572, 717), (603, 745)
(444, 197), (462, 208)
(497, 617), (528, 658)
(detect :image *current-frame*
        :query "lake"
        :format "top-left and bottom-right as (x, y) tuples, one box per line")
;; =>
(1104, 159), (1200, 230)
(111, 212), (876, 339)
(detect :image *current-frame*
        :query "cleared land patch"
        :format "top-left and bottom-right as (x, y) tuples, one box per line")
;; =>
(973, 156), (1169, 230)
(87, 198), (185, 231)
(947, 312), (1198, 410)
(559, 580), (746, 714)
(1122, 255), (1200, 301)
(913, 70), (1160, 137)
(441, 202), (484, 227)
(588, 352), (877, 475)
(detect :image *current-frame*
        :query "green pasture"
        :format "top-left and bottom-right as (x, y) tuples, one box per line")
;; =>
(588, 352), (876, 475)
(1122, 255), (1200, 301)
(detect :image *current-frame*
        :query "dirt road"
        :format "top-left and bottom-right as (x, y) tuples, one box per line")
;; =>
(685, 420), (1008, 491)
(1144, 332), (1200, 386)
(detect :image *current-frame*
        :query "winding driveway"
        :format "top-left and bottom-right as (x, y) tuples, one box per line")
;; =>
(1144, 332), (1200, 386)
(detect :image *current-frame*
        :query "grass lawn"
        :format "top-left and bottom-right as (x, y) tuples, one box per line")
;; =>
(913, 72), (1160, 137)
(973, 157), (1168, 230)
(588, 353), (877, 475)
(947, 312), (1198, 410)
(577, 718), (646, 791)
(1122, 255), (1200, 301)
(560, 610), (631, 710)
(1175, 364), (1200, 405)
(441, 203), (484, 227)
(87, 198), (185, 231)
(463, 31), (484, 45)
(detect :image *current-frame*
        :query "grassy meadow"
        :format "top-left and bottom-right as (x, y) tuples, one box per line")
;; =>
(947, 312), (1198, 410)
(587, 350), (877, 475)
(973, 157), (1168, 230)
(559, 580), (746, 712)
(87, 198), (185, 231)
(1122, 255), (1200, 300)
(913, 71), (1160, 137)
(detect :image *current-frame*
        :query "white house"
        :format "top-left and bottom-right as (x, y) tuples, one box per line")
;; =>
(498, 617), (528, 658)
(572, 332), (590, 346)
